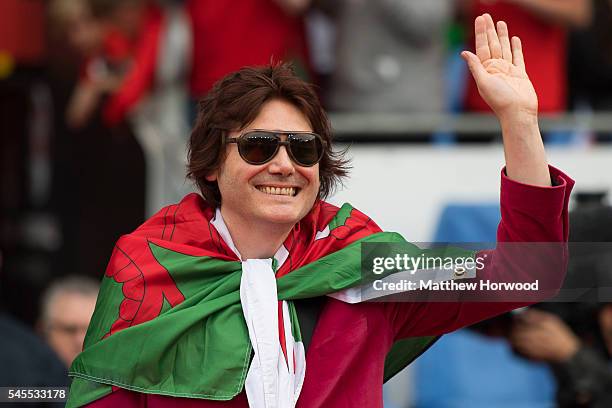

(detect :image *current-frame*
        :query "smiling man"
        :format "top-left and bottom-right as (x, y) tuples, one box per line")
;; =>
(68, 14), (574, 408)
(203, 98), (324, 259)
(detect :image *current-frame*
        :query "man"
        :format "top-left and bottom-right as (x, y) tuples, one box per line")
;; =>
(39, 276), (99, 368)
(67, 15), (574, 407)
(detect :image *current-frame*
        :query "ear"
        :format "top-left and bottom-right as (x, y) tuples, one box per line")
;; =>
(205, 170), (218, 182)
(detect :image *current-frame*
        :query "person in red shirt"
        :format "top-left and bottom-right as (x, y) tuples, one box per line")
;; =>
(48, 0), (123, 129)
(85, 0), (195, 215)
(84, 0), (166, 127)
(98, 0), (312, 123)
(462, 0), (591, 113)
(67, 15), (574, 407)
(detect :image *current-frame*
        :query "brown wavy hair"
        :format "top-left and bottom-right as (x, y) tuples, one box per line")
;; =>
(187, 63), (350, 207)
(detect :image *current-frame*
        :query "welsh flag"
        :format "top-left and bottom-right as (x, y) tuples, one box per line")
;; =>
(67, 194), (469, 407)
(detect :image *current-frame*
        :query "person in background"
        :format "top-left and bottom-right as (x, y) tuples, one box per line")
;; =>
(510, 193), (612, 407)
(0, 312), (69, 407)
(86, 0), (171, 127)
(47, 0), (146, 290)
(324, 0), (453, 113)
(1, 256), (68, 400)
(38, 276), (99, 368)
(511, 306), (612, 407)
(91, 0), (313, 122)
(461, 0), (592, 113)
(86, 0), (193, 216)
(48, 0), (125, 130)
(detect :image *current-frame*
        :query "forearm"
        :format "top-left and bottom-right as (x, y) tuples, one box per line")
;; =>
(508, 0), (592, 28)
(499, 112), (551, 187)
(390, 167), (574, 339)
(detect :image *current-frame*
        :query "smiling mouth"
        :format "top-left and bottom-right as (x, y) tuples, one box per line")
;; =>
(256, 186), (299, 197)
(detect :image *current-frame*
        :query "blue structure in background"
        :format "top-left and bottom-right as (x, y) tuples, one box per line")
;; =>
(432, 48), (466, 146)
(431, 204), (500, 243)
(413, 203), (556, 408)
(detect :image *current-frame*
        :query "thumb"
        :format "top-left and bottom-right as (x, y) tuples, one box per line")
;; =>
(461, 51), (488, 82)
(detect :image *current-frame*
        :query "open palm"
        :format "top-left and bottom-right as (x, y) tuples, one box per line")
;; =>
(462, 14), (538, 118)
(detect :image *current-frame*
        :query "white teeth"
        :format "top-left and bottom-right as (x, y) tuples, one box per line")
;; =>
(257, 186), (296, 196)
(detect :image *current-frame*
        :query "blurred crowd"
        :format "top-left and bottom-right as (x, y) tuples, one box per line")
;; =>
(1, 0), (612, 407)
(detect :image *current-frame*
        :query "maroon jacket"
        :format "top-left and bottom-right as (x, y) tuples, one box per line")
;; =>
(85, 166), (574, 407)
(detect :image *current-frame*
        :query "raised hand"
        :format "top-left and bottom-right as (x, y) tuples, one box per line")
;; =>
(461, 14), (538, 120)
(461, 13), (551, 187)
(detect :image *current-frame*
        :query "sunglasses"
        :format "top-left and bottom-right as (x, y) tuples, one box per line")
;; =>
(226, 130), (326, 167)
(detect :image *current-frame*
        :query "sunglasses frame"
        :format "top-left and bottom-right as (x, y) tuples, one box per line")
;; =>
(226, 129), (327, 167)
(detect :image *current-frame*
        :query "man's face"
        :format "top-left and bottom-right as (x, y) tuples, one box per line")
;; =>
(208, 98), (320, 230)
(43, 292), (97, 368)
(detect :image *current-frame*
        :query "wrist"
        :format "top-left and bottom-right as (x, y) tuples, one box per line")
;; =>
(499, 111), (540, 146)
(498, 108), (539, 130)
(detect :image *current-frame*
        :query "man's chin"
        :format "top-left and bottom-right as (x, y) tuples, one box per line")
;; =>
(255, 208), (305, 227)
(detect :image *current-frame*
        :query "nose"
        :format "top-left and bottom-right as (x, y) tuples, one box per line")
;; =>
(267, 145), (295, 176)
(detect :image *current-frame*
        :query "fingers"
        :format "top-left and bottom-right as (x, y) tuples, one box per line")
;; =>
(461, 51), (488, 83)
(497, 21), (512, 63)
(484, 14), (502, 60)
(475, 15), (490, 62)
(474, 14), (523, 65)
(512, 36), (526, 71)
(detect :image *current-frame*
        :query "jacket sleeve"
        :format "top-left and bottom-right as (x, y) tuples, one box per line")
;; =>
(387, 165), (574, 339)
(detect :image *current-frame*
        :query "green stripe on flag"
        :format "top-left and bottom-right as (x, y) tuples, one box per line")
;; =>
(69, 230), (476, 405)
(288, 301), (302, 342)
(383, 336), (440, 382)
(328, 203), (354, 230)
(66, 377), (112, 408)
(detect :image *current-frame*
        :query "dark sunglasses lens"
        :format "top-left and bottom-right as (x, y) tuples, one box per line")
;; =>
(239, 133), (278, 164)
(289, 134), (323, 166)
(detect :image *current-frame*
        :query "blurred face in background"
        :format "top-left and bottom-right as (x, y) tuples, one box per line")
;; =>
(42, 291), (97, 367)
(50, 0), (105, 57)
